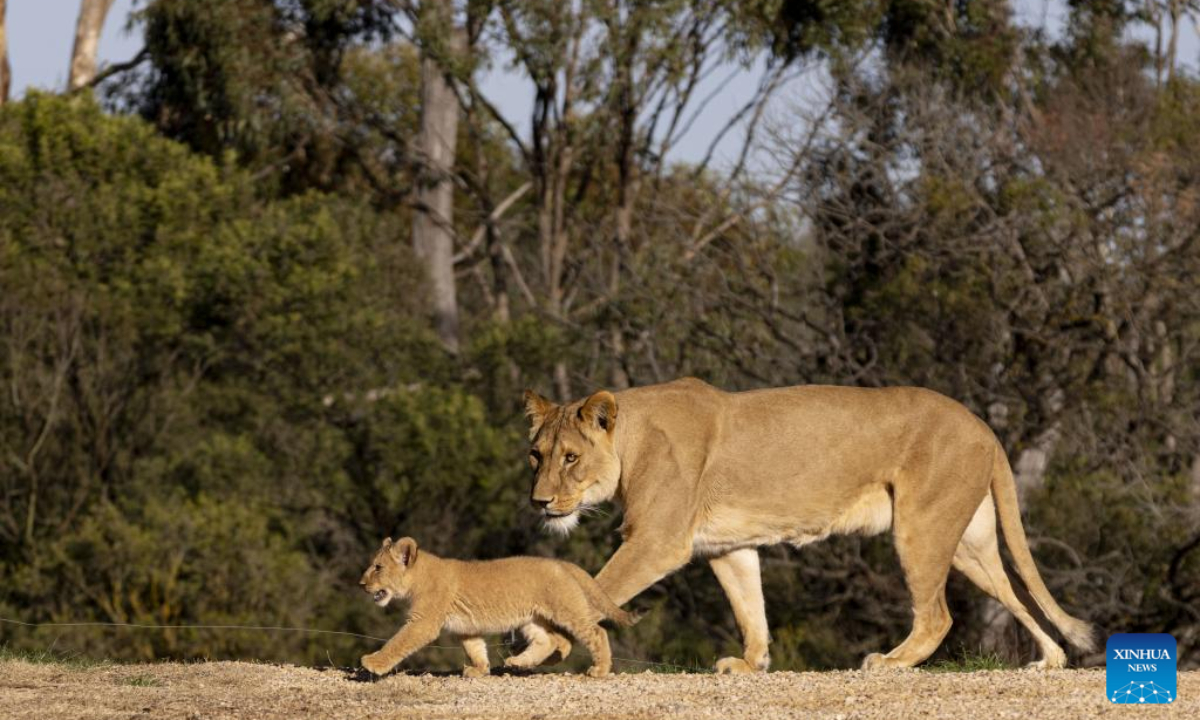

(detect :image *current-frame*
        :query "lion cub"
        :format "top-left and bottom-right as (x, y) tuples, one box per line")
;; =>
(359, 536), (637, 678)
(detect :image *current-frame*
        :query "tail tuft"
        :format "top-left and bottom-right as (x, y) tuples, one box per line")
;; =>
(1057, 614), (1097, 653)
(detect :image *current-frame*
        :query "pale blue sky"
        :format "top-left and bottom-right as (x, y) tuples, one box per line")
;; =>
(6, 0), (1198, 164)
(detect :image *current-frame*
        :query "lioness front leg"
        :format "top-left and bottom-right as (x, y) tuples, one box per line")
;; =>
(709, 548), (770, 674)
(594, 534), (693, 606)
(361, 619), (442, 676)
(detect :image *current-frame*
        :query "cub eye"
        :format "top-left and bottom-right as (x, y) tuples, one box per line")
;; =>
(529, 450), (541, 466)
(374, 564), (383, 572)
(565, 452), (578, 463)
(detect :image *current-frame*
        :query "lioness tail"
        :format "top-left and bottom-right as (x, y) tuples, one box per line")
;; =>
(991, 442), (1096, 652)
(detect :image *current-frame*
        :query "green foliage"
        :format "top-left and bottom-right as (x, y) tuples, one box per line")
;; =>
(131, 0), (398, 194)
(0, 94), (513, 665)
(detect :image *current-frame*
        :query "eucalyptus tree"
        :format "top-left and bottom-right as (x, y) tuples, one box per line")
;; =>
(69, 0), (118, 90)
(0, 0), (8, 105)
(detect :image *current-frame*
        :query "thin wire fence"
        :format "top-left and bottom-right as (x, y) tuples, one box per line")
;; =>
(0, 616), (709, 672)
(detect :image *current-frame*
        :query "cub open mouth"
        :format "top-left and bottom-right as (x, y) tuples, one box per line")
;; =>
(372, 590), (388, 602)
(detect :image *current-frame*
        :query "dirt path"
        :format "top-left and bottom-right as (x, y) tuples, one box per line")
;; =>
(1, 660), (1196, 719)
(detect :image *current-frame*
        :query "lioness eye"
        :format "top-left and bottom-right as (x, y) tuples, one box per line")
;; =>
(529, 450), (541, 466)
(565, 452), (578, 463)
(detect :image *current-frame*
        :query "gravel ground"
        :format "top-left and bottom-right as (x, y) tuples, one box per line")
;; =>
(1, 660), (1196, 719)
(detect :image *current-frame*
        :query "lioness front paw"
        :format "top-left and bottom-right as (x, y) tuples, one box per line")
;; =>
(585, 665), (610, 678)
(715, 657), (759, 675)
(361, 652), (394, 676)
(463, 665), (490, 679)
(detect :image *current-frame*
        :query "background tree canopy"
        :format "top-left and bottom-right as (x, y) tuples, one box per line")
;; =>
(0, 0), (1198, 670)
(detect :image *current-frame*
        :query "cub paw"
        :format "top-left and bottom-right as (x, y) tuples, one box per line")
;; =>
(550, 638), (573, 664)
(861, 653), (890, 671)
(715, 657), (759, 675)
(463, 665), (490, 679)
(361, 652), (393, 676)
(585, 665), (610, 678)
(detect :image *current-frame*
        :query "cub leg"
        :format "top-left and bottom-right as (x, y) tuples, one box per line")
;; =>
(580, 624), (613, 678)
(505, 619), (572, 668)
(361, 618), (442, 676)
(553, 616), (613, 678)
(461, 636), (491, 678)
(952, 494), (1067, 669)
(709, 548), (770, 674)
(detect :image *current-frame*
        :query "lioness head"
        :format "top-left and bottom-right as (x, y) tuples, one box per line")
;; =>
(523, 389), (621, 535)
(359, 537), (419, 607)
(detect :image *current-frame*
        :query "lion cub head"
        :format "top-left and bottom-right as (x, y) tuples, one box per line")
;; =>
(523, 389), (621, 536)
(359, 537), (419, 607)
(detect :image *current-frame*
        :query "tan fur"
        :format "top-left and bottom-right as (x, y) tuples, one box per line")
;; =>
(517, 378), (1095, 673)
(358, 536), (637, 678)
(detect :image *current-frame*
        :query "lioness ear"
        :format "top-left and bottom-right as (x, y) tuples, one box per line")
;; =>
(389, 537), (418, 567)
(578, 390), (617, 434)
(523, 389), (556, 440)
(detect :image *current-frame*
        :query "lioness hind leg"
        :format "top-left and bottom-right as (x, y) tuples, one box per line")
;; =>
(953, 494), (1067, 669)
(709, 548), (770, 674)
(461, 636), (491, 678)
(863, 444), (992, 671)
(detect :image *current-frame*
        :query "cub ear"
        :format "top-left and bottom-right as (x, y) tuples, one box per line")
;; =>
(578, 390), (617, 434)
(389, 537), (419, 567)
(523, 389), (556, 440)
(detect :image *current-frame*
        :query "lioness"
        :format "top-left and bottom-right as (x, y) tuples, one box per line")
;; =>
(358, 536), (638, 678)
(506, 378), (1095, 673)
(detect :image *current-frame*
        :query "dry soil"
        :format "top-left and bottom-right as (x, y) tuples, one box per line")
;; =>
(1, 659), (1196, 719)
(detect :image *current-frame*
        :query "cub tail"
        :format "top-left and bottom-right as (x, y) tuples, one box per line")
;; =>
(568, 565), (642, 627)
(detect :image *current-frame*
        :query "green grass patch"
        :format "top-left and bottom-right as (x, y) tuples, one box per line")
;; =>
(924, 649), (1013, 673)
(0, 644), (113, 669)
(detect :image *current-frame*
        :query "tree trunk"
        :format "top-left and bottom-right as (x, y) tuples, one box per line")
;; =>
(412, 1), (462, 354)
(1166, 0), (1181, 84)
(536, 126), (573, 400)
(69, 0), (115, 91)
(608, 175), (635, 390)
(607, 27), (638, 392)
(0, 0), (11, 105)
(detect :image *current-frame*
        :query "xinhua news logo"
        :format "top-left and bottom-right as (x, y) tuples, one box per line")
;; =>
(1107, 633), (1177, 704)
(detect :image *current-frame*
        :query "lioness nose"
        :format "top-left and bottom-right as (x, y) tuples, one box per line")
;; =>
(531, 496), (555, 509)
